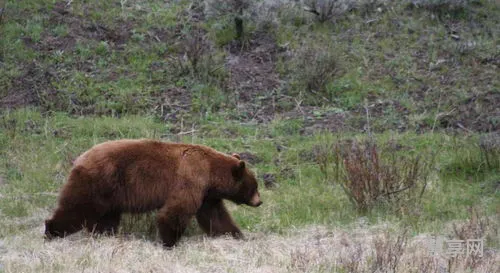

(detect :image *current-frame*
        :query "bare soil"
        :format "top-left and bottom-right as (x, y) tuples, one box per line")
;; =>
(225, 31), (282, 123)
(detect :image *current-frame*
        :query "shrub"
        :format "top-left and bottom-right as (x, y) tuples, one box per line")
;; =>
(205, 0), (252, 41)
(182, 27), (208, 74)
(317, 138), (433, 212)
(290, 44), (342, 102)
(170, 27), (228, 88)
(371, 230), (408, 273)
(450, 207), (497, 271)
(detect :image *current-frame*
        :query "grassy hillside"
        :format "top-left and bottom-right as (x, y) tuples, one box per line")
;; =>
(0, 0), (499, 272)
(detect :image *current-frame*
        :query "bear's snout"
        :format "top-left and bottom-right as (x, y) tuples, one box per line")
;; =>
(44, 220), (56, 240)
(248, 192), (262, 207)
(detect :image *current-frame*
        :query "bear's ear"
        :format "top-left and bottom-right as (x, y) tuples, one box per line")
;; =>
(232, 160), (246, 181)
(232, 153), (241, 160)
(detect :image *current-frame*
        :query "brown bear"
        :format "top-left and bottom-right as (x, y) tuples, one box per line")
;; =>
(44, 139), (262, 247)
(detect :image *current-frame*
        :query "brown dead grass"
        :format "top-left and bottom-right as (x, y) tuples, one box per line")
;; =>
(1, 215), (498, 273)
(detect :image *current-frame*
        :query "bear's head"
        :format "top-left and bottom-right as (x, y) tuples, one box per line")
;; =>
(230, 154), (262, 207)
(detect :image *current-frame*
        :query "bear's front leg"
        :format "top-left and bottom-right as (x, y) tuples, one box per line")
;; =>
(196, 199), (243, 239)
(157, 198), (199, 248)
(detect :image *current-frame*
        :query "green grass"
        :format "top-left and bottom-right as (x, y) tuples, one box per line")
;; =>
(0, 109), (498, 240)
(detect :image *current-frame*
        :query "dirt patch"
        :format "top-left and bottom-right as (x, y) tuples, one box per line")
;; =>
(281, 106), (348, 134)
(262, 173), (277, 189)
(350, 100), (410, 132)
(0, 62), (55, 109)
(225, 32), (282, 122)
(156, 87), (193, 124)
(22, 1), (132, 53)
(53, 2), (132, 46)
(237, 152), (262, 165)
(440, 91), (500, 132)
(5, 2), (134, 110)
(146, 27), (178, 44)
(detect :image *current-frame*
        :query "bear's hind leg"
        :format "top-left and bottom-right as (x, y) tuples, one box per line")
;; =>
(196, 199), (243, 239)
(86, 210), (121, 235)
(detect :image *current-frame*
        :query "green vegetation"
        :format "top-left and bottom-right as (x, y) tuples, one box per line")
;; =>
(0, 109), (498, 239)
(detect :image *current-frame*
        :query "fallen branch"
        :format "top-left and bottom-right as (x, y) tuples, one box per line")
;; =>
(303, 6), (320, 15)
(176, 129), (197, 135)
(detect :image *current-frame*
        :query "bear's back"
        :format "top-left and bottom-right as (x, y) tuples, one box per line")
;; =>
(73, 139), (237, 181)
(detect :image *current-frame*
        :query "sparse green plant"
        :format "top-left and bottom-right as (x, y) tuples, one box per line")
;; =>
(191, 83), (227, 116)
(95, 41), (109, 56)
(441, 136), (500, 180)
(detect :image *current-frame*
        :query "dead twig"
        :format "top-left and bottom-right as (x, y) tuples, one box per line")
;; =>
(176, 129), (198, 135)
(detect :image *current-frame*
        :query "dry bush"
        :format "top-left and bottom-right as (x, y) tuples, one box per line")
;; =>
(291, 44), (341, 98)
(450, 207), (498, 271)
(169, 26), (227, 88)
(182, 27), (209, 74)
(341, 139), (429, 211)
(316, 138), (433, 212)
(371, 230), (408, 273)
(167, 26), (210, 77)
(337, 243), (364, 272)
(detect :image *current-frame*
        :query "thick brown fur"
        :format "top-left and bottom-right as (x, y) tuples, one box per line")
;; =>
(45, 139), (262, 247)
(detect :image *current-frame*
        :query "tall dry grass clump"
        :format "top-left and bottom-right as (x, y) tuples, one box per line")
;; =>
(371, 229), (408, 273)
(449, 207), (499, 271)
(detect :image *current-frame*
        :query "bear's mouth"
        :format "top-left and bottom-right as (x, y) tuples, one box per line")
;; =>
(249, 200), (262, 207)
(248, 192), (262, 207)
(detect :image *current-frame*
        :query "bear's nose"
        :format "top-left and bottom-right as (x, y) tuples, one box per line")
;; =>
(255, 201), (262, 207)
